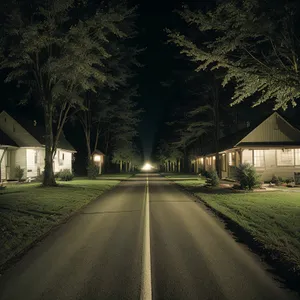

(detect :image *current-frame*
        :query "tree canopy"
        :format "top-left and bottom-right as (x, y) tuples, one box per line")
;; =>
(167, 0), (300, 110)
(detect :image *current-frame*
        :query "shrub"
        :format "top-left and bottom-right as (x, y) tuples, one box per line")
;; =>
(286, 177), (294, 184)
(271, 174), (279, 186)
(87, 161), (99, 179)
(15, 166), (24, 182)
(235, 163), (260, 190)
(205, 170), (220, 187)
(58, 169), (74, 181)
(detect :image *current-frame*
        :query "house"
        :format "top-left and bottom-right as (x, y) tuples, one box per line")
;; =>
(92, 150), (105, 174)
(0, 111), (76, 181)
(194, 112), (300, 181)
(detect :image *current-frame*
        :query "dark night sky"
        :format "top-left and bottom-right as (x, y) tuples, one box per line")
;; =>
(135, 0), (181, 159)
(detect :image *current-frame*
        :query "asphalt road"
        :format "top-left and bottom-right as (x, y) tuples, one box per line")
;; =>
(0, 174), (298, 300)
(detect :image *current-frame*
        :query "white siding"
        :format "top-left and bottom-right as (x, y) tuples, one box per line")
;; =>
(241, 148), (300, 181)
(15, 148), (27, 175)
(0, 149), (7, 181)
(26, 149), (44, 177)
(53, 150), (72, 173)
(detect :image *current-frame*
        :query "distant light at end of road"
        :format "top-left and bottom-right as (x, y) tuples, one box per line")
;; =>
(142, 163), (153, 171)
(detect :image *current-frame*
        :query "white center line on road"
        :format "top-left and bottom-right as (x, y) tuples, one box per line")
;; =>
(140, 175), (152, 300)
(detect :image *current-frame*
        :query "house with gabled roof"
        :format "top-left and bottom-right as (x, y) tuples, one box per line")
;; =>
(0, 111), (76, 181)
(194, 112), (300, 181)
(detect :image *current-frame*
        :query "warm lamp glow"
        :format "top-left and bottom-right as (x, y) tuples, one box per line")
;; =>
(142, 163), (152, 171)
(93, 155), (101, 162)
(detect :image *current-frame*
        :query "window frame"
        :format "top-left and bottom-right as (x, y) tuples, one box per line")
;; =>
(253, 150), (265, 168)
(276, 149), (295, 167)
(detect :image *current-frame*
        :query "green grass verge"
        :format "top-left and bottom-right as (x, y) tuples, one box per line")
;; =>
(0, 179), (119, 267)
(176, 180), (300, 273)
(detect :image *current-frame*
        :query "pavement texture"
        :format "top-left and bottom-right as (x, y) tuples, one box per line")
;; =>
(0, 173), (298, 300)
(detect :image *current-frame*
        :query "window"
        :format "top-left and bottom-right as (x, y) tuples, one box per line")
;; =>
(34, 151), (38, 164)
(62, 153), (65, 160)
(254, 150), (265, 167)
(243, 149), (253, 165)
(221, 154), (226, 171)
(295, 149), (300, 166)
(277, 149), (294, 166)
(229, 152), (236, 166)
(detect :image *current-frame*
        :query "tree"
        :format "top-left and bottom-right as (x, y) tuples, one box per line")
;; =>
(76, 9), (141, 173)
(167, 0), (300, 110)
(1, 0), (136, 185)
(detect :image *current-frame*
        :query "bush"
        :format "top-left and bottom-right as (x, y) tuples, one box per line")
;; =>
(271, 174), (280, 186)
(58, 169), (74, 181)
(198, 167), (210, 178)
(205, 170), (220, 187)
(15, 166), (24, 182)
(285, 177), (294, 184)
(235, 163), (260, 190)
(87, 162), (99, 179)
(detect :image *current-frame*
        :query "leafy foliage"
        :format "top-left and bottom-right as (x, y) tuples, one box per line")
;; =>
(236, 163), (260, 190)
(15, 166), (24, 182)
(58, 169), (74, 181)
(1, 0), (139, 185)
(205, 170), (219, 187)
(167, 0), (300, 110)
(87, 161), (99, 179)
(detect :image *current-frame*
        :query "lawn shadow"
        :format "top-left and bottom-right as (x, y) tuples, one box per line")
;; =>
(0, 191), (23, 196)
(174, 181), (300, 296)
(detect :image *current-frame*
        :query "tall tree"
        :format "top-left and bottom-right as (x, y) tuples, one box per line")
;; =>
(167, 0), (300, 110)
(1, 0), (136, 185)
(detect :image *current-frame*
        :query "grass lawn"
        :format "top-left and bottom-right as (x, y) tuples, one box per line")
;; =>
(176, 179), (300, 274)
(0, 179), (119, 267)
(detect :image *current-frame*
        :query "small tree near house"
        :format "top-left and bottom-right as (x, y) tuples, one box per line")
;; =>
(236, 164), (260, 190)
(15, 166), (24, 182)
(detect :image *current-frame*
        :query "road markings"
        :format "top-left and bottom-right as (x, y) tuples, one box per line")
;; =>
(140, 175), (152, 300)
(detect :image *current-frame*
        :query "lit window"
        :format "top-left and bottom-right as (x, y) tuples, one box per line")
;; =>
(254, 150), (265, 167)
(243, 149), (253, 165)
(295, 149), (300, 166)
(229, 152), (235, 166)
(277, 149), (294, 166)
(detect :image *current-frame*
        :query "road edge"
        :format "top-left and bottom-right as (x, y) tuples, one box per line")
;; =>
(0, 180), (124, 275)
(168, 178), (300, 297)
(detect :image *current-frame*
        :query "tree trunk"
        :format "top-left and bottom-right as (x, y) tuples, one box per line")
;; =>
(213, 77), (221, 178)
(43, 104), (56, 186)
(120, 160), (123, 173)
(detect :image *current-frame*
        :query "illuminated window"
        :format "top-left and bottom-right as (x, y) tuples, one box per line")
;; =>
(295, 149), (300, 166)
(277, 149), (294, 166)
(243, 149), (253, 165)
(254, 150), (265, 167)
(229, 152), (235, 166)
